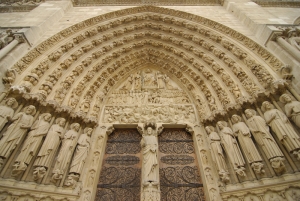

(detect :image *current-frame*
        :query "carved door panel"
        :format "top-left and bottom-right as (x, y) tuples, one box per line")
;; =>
(159, 129), (205, 201)
(95, 129), (142, 201)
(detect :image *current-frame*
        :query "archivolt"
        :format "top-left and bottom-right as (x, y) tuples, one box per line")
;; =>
(5, 5), (285, 124)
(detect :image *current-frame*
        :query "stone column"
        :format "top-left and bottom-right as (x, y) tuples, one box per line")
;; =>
(276, 36), (300, 62)
(0, 35), (24, 60)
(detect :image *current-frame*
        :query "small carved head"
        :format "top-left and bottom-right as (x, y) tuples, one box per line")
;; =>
(279, 93), (292, 104)
(25, 105), (36, 115)
(245, 109), (256, 119)
(261, 101), (274, 112)
(56, 117), (66, 127)
(231, 115), (242, 124)
(5, 97), (18, 108)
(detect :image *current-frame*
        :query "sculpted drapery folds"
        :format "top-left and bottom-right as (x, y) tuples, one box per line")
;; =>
(69, 127), (92, 175)
(141, 123), (159, 184)
(0, 98), (18, 132)
(12, 113), (52, 176)
(205, 126), (229, 183)
(231, 114), (264, 174)
(51, 123), (80, 182)
(245, 109), (285, 173)
(262, 101), (300, 160)
(280, 93), (300, 129)
(217, 121), (246, 177)
(0, 105), (35, 168)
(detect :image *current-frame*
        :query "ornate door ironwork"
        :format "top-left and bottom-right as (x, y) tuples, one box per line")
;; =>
(96, 129), (142, 201)
(159, 129), (205, 201)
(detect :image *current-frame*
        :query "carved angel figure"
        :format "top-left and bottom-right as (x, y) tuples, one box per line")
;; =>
(0, 105), (35, 167)
(280, 93), (300, 128)
(217, 121), (246, 176)
(262, 101), (300, 160)
(12, 113), (52, 176)
(52, 123), (80, 182)
(0, 98), (17, 132)
(140, 123), (159, 184)
(69, 128), (92, 175)
(33, 117), (66, 171)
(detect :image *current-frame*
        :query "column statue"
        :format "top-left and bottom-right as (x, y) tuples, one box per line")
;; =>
(33, 117), (66, 180)
(51, 123), (80, 183)
(205, 126), (229, 183)
(245, 109), (285, 173)
(0, 105), (35, 169)
(262, 101), (300, 160)
(279, 93), (300, 128)
(231, 115), (264, 174)
(0, 98), (18, 132)
(68, 127), (92, 175)
(12, 113), (52, 176)
(217, 121), (246, 177)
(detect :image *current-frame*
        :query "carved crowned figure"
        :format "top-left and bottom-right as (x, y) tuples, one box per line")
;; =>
(52, 123), (80, 182)
(262, 101), (300, 160)
(0, 105), (35, 168)
(217, 121), (246, 176)
(0, 98), (18, 132)
(69, 127), (92, 175)
(280, 93), (300, 129)
(12, 113), (52, 176)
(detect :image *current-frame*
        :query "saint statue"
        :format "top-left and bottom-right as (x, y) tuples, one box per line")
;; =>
(51, 123), (80, 182)
(12, 113), (52, 176)
(205, 126), (229, 183)
(0, 98), (18, 132)
(140, 123), (159, 184)
(69, 127), (92, 175)
(231, 114), (264, 174)
(279, 93), (300, 128)
(217, 121), (246, 177)
(262, 101), (300, 160)
(0, 105), (35, 168)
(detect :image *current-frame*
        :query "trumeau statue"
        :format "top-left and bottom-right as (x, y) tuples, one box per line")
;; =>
(205, 126), (229, 183)
(51, 123), (80, 183)
(280, 93), (300, 128)
(69, 127), (92, 175)
(0, 98), (18, 132)
(217, 121), (246, 177)
(231, 115), (264, 174)
(12, 113), (52, 176)
(0, 105), (36, 168)
(262, 101), (300, 160)
(245, 109), (285, 173)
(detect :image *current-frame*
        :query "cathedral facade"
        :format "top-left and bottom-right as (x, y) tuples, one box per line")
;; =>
(0, 1), (300, 200)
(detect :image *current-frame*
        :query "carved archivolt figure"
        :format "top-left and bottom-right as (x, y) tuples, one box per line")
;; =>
(280, 93), (300, 128)
(33, 118), (66, 173)
(217, 121), (246, 176)
(69, 128), (92, 175)
(140, 123), (159, 184)
(0, 105), (35, 168)
(262, 101), (300, 160)
(205, 126), (229, 183)
(245, 109), (284, 160)
(52, 123), (80, 182)
(0, 98), (18, 132)
(231, 115), (264, 174)
(12, 113), (52, 176)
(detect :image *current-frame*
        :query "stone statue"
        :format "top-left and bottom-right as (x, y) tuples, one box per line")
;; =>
(140, 123), (159, 184)
(0, 105), (35, 168)
(0, 98), (18, 132)
(231, 115), (264, 174)
(69, 127), (92, 175)
(51, 123), (80, 183)
(12, 113), (52, 176)
(245, 109), (285, 173)
(262, 101), (300, 160)
(217, 121), (246, 177)
(279, 93), (300, 128)
(33, 117), (66, 179)
(205, 126), (229, 183)
(287, 31), (300, 51)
